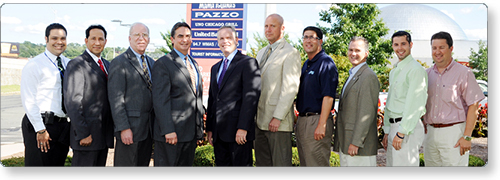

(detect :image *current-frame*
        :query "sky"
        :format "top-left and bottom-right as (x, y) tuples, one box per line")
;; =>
(0, 0), (491, 52)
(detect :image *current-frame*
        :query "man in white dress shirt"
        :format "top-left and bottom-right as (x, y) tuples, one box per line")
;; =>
(21, 23), (71, 166)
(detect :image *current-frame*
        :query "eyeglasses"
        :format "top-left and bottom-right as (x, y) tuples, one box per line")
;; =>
(131, 33), (149, 39)
(302, 36), (321, 41)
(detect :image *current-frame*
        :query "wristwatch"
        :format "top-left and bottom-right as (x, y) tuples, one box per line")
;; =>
(463, 135), (472, 141)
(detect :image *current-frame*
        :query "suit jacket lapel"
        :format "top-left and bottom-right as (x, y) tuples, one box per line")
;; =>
(83, 51), (107, 80)
(211, 60), (222, 93)
(341, 64), (368, 100)
(263, 41), (286, 76)
(126, 48), (149, 85)
(171, 51), (197, 95)
(219, 50), (241, 91)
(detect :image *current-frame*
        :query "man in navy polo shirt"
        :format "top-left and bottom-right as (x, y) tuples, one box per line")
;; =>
(295, 26), (339, 166)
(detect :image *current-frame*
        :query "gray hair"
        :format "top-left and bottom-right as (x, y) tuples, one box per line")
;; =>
(350, 36), (369, 52)
(217, 25), (237, 39)
(129, 22), (150, 35)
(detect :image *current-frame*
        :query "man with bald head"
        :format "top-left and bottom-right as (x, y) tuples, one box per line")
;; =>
(254, 14), (301, 166)
(108, 22), (155, 166)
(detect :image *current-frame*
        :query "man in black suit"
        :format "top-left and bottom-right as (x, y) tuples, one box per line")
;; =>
(63, 24), (114, 166)
(108, 22), (155, 166)
(152, 22), (204, 166)
(206, 25), (261, 166)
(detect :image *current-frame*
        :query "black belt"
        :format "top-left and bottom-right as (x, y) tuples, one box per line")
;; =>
(389, 117), (402, 123)
(298, 112), (320, 117)
(41, 113), (68, 122)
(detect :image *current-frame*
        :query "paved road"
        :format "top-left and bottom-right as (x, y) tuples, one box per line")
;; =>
(1, 94), (24, 144)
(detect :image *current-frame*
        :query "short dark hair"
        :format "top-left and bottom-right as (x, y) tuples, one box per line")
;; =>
(85, 24), (107, 39)
(45, 23), (67, 38)
(302, 26), (323, 40)
(171, 22), (191, 37)
(391, 31), (412, 44)
(431, 31), (453, 48)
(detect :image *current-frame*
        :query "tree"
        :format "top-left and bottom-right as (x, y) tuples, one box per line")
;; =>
(318, 3), (393, 65)
(318, 3), (394, 92)
(19, 41), (45, 58)
(469, 40), (488, 81)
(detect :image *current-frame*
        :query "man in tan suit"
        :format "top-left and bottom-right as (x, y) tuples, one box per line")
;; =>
(254, 14), (301, 166)
(333, 36), (380, 166)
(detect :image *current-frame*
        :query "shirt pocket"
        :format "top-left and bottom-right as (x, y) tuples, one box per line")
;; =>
(441, 84), (459, 104)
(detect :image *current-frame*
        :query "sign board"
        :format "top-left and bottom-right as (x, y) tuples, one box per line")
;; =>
(1, 42), (20, 58)
(187, 3), (247, 106)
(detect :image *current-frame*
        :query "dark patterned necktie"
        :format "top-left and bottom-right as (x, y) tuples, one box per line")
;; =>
(56, 56), (66, 114)
(218, 58), (228, 89)
(141, 55), (152, 91)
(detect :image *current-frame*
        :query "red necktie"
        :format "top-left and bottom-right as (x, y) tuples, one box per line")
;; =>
(98, 58), (107, 78)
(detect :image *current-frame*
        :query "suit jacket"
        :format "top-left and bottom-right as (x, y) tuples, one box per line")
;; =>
(63, 50), (114, 151)
(152, 50), (204, 143)
(206, 50), (261, 143)
(108, 47), (155, 142)
(255, 39), (301, 132)
(333, 63), (381, 156)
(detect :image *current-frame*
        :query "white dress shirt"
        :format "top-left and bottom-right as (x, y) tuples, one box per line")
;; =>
(20, 49), (70, 132)
(86, 48), (107, 74)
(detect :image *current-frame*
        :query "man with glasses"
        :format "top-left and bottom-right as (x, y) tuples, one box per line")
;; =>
(108, 22), (155, 166)
(295, 26), (338, 166)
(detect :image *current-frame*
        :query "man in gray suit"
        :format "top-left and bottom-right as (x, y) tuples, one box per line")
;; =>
(152, 22), (204, 166)
(108, 22), (154, 166)
(254, 14), (301, 166)
(333, 36), (380, 166)
(64, 25), (114, 166)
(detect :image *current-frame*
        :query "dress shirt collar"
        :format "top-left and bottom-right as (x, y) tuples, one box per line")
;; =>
(224, 49), (238, 61)
(85, 48), (102, 64)
(432, 59), (456, 74)
(270, 38), (284, 51)
(350, 62), (366, 76)
(130, 47), (146, 64)
(173, 48), (191, 64)
(395, 54), (414, 68)
(44, 49), (62, 63)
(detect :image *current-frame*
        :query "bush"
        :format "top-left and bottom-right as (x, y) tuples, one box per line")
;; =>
(193, 145), (340, 166)
(193, 145), (215, 166)
(1, 156), (73, 167)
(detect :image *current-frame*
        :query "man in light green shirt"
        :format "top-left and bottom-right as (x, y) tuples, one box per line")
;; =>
(382, 31), (427, 166)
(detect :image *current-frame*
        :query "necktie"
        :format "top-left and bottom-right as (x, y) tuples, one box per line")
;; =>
(56, 56), (66, 114)
(185, 56), (197, 93)
(259, 46), (272, 68)
(141, 55), (152, 91)
(218, 58), (229, 89)
(98, 58), (107, 78)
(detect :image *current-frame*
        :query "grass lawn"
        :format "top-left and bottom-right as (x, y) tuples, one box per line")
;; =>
(1, 85), (20, 94)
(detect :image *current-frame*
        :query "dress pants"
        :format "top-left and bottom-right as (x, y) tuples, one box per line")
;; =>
(72, 149), (108, 166)
(21, 114), (70, 166)
(295, 114), (333, 166)
(213, 135), (253, 166)
(154, 138), (197, 166)
(339, 149), (377, 167)
(114, 134), (153, 166)
(254, 127), (292, 166)
(424, 122), (468, 166)
(386, 120), (424, 166)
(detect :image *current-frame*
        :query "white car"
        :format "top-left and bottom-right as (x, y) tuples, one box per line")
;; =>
(476, 80), (488, 107)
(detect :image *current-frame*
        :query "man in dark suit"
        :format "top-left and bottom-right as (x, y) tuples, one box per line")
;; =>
(206, 25), (261, 166)
(108, 22), (155, 166)
(64, 25), (114, 166)
(333, 36), (380, 166)
(152, 22), (204, 166)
